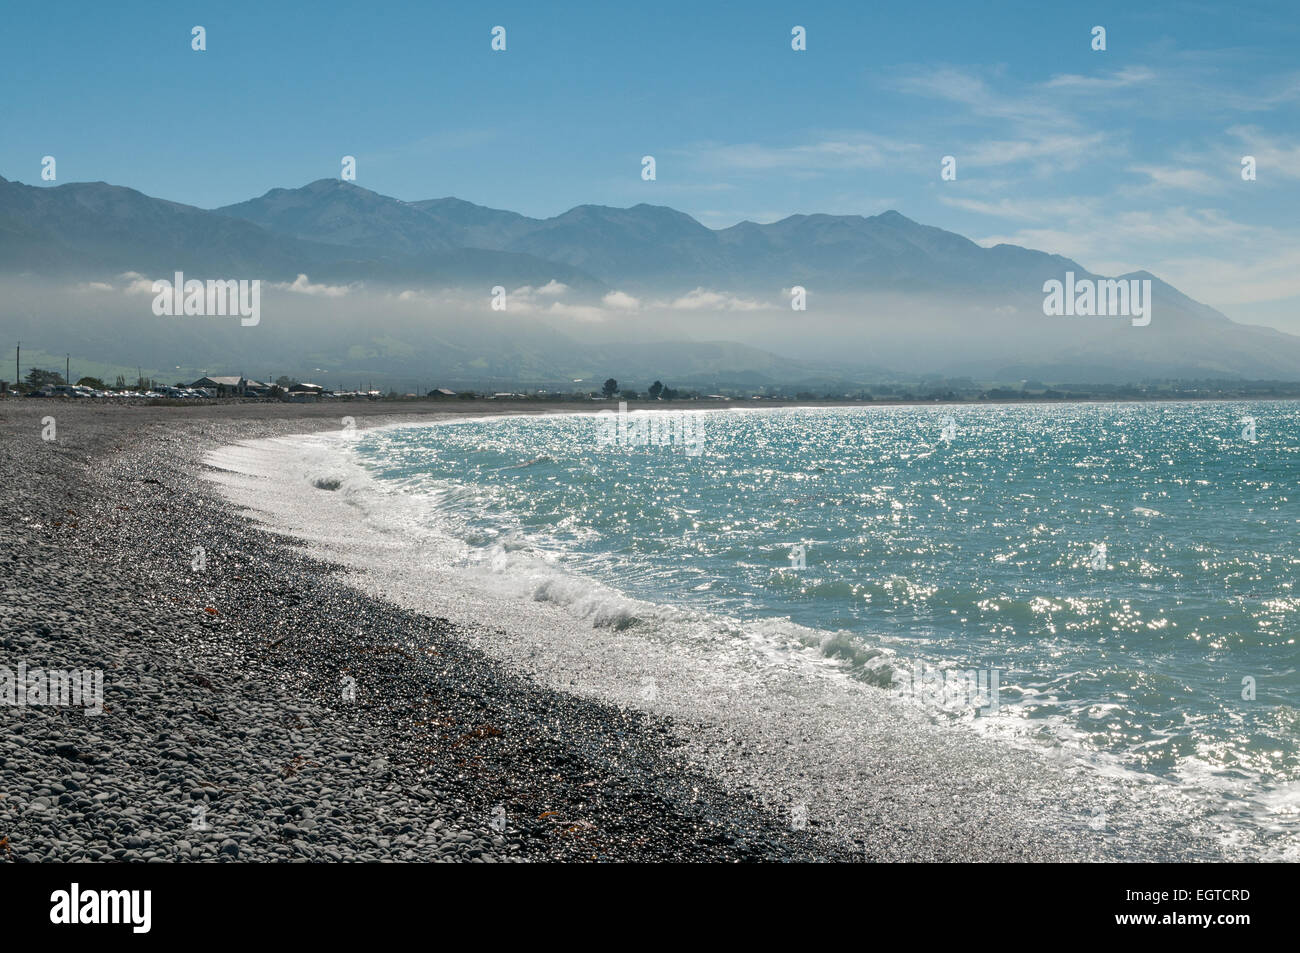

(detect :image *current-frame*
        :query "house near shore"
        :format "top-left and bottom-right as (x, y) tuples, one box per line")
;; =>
(190, 375), (273, 398)
(285, 382), (326, 402)
(191, 375), (246, 397)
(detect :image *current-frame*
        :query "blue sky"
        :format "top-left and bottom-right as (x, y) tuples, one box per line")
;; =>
(3, 0), (1298, 330)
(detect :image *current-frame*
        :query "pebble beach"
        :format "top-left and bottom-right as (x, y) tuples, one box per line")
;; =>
(0, 400), (871, 862)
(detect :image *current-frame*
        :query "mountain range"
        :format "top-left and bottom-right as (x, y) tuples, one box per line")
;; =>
(1, 173), (1297, 385)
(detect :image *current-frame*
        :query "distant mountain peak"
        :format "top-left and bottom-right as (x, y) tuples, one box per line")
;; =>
(304, 177), (355, 190)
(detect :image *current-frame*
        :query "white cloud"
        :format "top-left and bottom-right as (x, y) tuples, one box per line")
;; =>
(668, 288), (765, 311)
(1128, 164), (1223, 193)
(1044, 68), (1155, 91)
(963, 133), (1109, 169)
(273, 274), (352, 297)
(544, 301), (608, 322)
(1227, 126), (1300, 179)
(894, 68), (1070, 127)
(123, 276), (158, 295)
(690, 134), (923, 174)
(602, 290), (640, 310)
(503, 280), (575, 313)
(938, 195), (1094, 221)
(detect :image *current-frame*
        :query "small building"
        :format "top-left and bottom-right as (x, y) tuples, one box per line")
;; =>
(289, 382), (324, 395)
(191, 375), (250, 397)
(191, 376), (276, 398)
(428, 387), (457, 398)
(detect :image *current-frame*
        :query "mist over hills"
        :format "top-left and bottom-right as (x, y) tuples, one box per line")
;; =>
(2, 172), (1296, 386)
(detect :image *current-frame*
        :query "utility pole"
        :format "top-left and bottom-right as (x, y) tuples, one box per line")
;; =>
(15, 342), (19, 387)
(66, 353), (70, 386)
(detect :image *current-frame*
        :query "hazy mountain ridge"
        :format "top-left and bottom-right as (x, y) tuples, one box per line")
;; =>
(216, 179), (1110, 296)
(0, 175), (602, 289)
(3, 172), (1297, 383)
(2, 173), (1242, 319)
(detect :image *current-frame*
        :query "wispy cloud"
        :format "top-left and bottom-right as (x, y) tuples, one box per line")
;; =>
(1043, 67), (1156, 90)
(687, 134), (924, 174)
(1128, 164), (1224, 193)
(1228, 126), (1300, 179)
(963, 133), (1109, 169)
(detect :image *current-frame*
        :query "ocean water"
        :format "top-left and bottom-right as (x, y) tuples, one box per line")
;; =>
(347, 401), (1300, 837)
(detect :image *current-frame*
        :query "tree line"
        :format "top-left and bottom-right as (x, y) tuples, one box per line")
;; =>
(601, 378), (680, 400)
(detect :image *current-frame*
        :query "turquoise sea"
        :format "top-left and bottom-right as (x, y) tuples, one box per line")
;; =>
(354, 402), (1300, 834)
